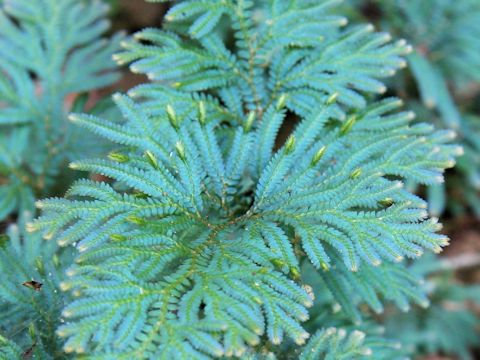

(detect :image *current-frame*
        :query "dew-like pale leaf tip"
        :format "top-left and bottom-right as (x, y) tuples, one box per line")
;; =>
(352, 330), (365, 340)
(326, 327), (337, 336)
(68, 114), (79, 122)
(361, 347), (373, 356)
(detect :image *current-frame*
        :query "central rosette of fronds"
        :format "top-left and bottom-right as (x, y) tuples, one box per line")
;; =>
(32, 0), (460, 358)
(33, 92), (457, 357)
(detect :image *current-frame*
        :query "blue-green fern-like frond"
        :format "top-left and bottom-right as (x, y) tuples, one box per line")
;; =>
(0, 0), (121, 221)
(381, 0), (480, 86)
(299, 327), (402, 360)
(0, 335), (23, 359)
(385, 254), (480, 360)
(116, 0), (410, 116)
(353, 0), (480, 216)
(0, 214), (72, 359)
(302, 255), (429, 324)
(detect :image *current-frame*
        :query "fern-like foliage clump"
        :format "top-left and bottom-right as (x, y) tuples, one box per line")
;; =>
(354, 0), (480, 216)
(0, 0), (121, 222)
(385, 254), (480, 360)
(30, 0), (461, 358)
(0, 214), (71, 359)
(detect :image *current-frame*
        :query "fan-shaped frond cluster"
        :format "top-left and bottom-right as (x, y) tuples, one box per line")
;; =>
(356, 0), (480, 216)
(30, 1), (461, 358)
